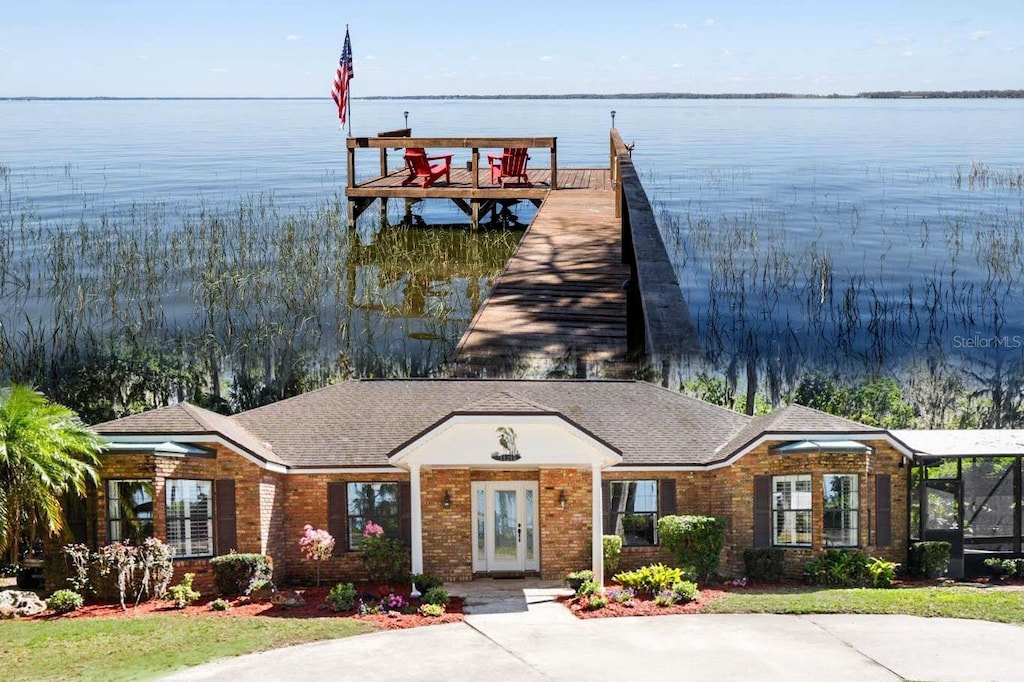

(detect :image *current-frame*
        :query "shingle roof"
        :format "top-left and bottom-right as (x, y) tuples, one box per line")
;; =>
(93, 402), (284, 466)
(229, 379), (753, 468)
(91, 382), (885, 470)
(713, 404), (884, 463)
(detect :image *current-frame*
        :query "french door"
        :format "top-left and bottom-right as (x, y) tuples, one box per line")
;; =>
(471, 482), (539, 573)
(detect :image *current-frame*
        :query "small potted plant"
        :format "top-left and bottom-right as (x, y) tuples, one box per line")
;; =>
(565, 569), (594, 593)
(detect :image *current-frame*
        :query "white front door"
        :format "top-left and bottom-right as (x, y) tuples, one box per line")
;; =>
(472, 482), (539, 573)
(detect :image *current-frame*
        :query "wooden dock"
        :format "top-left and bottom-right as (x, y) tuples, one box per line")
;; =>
(344, 130), (698, 376)
(451, 178), (629, 372)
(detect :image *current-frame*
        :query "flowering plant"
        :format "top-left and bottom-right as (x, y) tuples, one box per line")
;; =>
(382, 592), (405, 610)
(299, 524), (335, 586)
(357, 521), (408, 586)
(363, 521), (385, 538)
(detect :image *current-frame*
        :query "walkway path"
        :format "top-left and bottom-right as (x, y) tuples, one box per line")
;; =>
(451, 186), (630, 375)
(164, 586), (1024, 682)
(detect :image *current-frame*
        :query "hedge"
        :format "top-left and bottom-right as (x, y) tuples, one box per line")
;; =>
(209, 553), (274, 596)
(657, 515), (727, 581)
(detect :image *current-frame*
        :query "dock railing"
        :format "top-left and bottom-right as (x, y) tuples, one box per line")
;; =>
(611, 128), (694, 358)
(347, 135), (558, 190)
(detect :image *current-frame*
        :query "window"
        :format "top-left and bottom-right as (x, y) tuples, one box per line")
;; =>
(609, 480), (658, 546)
(347, 482), (400, 550)
(772, 475), (812, 546)
(107, 480), (154, 544)
(166, 480), (213, 557)
(823, 474), (859, 547)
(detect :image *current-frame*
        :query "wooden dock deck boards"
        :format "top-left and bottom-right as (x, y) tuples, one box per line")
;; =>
(452, 183), (629, 371)
(347, 167), (610, 200)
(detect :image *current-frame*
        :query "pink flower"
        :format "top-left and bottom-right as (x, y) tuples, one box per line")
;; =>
(363, 521), (385, 538)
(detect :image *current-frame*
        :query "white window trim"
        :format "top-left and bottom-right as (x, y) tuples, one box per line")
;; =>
(772, 474), (813, 548)
(165, 479), (214, 558)
(823, 473), (860, 548)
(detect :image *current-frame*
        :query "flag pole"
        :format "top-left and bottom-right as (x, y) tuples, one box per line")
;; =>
(346, 24), (352, 138)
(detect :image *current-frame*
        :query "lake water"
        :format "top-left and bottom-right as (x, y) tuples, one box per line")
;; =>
(2, 98), (1023, 402)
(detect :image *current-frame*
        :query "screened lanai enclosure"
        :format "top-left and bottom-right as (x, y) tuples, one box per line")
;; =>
(895, 430), (1024, 578)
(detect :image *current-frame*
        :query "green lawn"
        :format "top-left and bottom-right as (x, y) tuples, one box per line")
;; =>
(0, 614), (374, 681)
(707, 585), (1024, 624)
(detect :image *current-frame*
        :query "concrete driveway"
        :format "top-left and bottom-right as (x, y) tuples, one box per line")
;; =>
(164, 606), (1024, 682)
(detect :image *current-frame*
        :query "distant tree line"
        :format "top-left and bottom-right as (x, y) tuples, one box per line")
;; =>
(858, 90), (1024, 99)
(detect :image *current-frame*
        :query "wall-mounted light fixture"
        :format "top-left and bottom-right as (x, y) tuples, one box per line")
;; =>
(558, 490), (567, 510)
(442, 489), (452, 509)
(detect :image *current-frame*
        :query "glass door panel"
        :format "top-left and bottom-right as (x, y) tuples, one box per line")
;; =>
(525, 489), (535, 563)
(492, 489), (520, 564)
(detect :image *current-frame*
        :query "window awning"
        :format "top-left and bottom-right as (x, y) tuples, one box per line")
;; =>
(103, 441), (212, 457)
(771, 440), (874, 455)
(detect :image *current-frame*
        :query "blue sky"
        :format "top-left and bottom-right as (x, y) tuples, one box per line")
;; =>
(2, 1), (1022, 97)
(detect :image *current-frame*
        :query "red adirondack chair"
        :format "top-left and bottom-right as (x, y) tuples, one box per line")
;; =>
(487, 147), (531, 187)
(402, 148), (453, 188)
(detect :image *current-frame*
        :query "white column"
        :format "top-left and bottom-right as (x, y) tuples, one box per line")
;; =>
(410, 464), (424, 574)
(591, 463), (604, 590)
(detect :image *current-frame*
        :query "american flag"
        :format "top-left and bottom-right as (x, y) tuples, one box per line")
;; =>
(332, 28), (353, 127)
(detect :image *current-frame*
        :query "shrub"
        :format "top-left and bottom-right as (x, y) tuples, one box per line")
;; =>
(167, 573), (200, 609)
(359, 529), (408, 585)
(408, 572), (444, 592)
(209, 598), (232, 611)
(210, 553), (274, 596)
(867, 557), (899, 588)
(136, 538), (175, 601)
(418, 603), (444, 617)
(422, 587), (450, 606)
(671, 580), (700, 603)
(613, 563), (684, 595)
(565, 569), (594, 593)
(326, 582), (358, 612)
(984, 557), (1017, 579)
(804, 549), (871, 587)
(657, 515), (728, 581)
(576, 580), (601, 597)
(603, 535), (622, 573)
(584, 594), (608, 610)
(94, 538), (174, 609)
(47, 589), (84, 614)
(743, 548), (785, 583)
(909, 541), (951, 578)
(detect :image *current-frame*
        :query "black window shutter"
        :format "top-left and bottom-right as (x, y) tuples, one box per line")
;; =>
(753, 475), (771, 548)
(215, 479), (237, 555)
(398, 481), (412, 545)
(875, 474), (892, 547)
(659, 479), (677, 517)
(328, 481), (348, 552)
(601, 480), (613, 535)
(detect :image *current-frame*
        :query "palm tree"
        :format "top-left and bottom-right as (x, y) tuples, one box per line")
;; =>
(0, 385), (103, 565)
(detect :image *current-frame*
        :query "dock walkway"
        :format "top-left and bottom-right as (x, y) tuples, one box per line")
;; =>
(452, 176), (629, 372)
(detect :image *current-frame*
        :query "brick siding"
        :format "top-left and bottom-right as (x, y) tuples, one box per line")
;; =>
(85, 439), (908, 592)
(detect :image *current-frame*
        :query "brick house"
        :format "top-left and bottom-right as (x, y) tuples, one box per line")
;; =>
(83, 379), (1020, 591)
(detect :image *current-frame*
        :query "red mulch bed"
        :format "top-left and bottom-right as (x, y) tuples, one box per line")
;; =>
(562, 587), (726, 619)
(31, 584), (464, 630)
